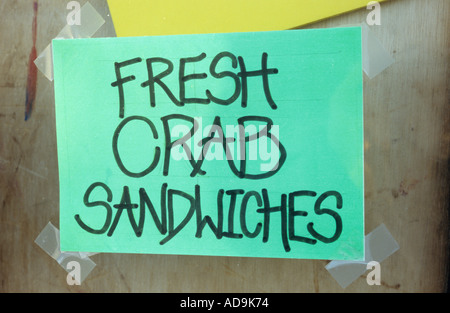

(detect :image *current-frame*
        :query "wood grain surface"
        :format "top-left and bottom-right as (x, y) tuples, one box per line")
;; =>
(0, 0), (448, 292)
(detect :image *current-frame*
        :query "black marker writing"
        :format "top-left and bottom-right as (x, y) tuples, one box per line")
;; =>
(111, 57), (142, 118)
(112, 114), (286, 179)
(111, 52), (279, 117)
(76, 48), (347, 254)
(75, 183), (344, 252)
(112, 115), (161, 178)
(205, 52), (241, 105)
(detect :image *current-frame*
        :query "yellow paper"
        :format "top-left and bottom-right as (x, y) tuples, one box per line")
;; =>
(107, 0), (388, 37)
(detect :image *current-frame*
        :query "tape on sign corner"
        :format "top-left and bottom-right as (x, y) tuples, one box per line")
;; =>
(325, 223), (399, 289)
(34, 1), (106, 81)
(35, 222), (98, 284)
(331, 22), (394, 79)
(361, 22), (395, 79)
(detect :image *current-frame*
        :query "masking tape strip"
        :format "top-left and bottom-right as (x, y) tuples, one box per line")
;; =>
(35, 222), (97, 284)
(325, 223), (399, 288)
(336, 22), (394, 79)
(34, 1), (105, 81)
(361, 22), (395, 79)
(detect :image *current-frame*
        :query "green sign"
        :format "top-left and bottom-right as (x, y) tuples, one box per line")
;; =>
(53, 27), (364, 260)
